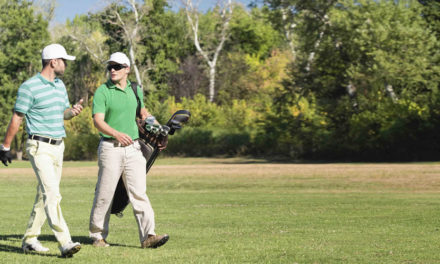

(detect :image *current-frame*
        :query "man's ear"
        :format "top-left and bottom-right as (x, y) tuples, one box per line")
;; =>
(50, 59), (57, 68)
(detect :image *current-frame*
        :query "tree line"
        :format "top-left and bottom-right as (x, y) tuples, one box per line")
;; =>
(0, 0), (438, 161)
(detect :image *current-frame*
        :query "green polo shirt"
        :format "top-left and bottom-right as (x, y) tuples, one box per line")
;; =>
(92, 79), (144, 140)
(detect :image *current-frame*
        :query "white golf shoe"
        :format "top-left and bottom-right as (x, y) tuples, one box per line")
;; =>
(22, 240), (49, 253)
(60, 241), (81, 257)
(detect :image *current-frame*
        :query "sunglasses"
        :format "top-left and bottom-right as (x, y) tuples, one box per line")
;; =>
(107, 64), (127, 71)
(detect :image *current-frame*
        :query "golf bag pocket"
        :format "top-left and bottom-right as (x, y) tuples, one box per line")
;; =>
(139, 139), (154, 161)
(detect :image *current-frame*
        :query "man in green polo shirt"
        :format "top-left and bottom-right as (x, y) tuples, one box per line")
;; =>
(0, 44), (83, 257)
(89, 52), (169, 249)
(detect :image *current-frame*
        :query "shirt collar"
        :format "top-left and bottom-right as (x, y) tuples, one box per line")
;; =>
(106, 79), (131, 90)
(37, 73), (60, 85)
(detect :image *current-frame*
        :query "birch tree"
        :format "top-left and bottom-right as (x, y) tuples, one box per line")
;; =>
(264, 0), (335, 72)
(62, 18), (109, 64)
(183, 0), (233, 102)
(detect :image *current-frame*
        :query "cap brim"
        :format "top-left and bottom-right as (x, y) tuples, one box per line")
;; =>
(106, 60), (130, 67)
(63, 55), (76, 60)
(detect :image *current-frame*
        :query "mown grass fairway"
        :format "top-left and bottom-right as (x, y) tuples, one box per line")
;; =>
(1, 158), (440, 263)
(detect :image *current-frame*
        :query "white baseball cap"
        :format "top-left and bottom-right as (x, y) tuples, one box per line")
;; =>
(41, 44), (76, 60)
(106, 52), (130, 67)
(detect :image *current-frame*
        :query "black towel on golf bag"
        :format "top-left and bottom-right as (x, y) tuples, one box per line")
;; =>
(110, 140), (154, 215)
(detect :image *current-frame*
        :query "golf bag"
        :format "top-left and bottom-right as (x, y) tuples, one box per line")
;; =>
(110, 82), (191, 216)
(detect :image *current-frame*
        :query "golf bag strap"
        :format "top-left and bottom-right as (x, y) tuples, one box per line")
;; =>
(131, 81), (141, 119)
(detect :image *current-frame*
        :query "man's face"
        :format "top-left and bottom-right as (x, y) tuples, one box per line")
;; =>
(53, 58), (67, 76)
(107, 62), (129, 83)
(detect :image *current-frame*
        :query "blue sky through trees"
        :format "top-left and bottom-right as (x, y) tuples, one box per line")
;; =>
(53, 0), (254, 24)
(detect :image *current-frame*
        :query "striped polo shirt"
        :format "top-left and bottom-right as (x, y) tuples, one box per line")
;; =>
(14, 73), (70, 138)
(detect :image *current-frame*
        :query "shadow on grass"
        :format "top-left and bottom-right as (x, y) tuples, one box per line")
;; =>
(0, 243), (60, 258)
(0, 234), (59, 257)
(0, 234), (90, 258)
(204, 156), (317, 164)
(0, 233), (138, 253)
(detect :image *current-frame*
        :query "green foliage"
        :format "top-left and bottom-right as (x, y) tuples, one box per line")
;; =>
(176, 94), (224, 128)
(139, 7), (194, 98)
(418, 0), (440, 37)
(166, 127), (251, 157)
(144, 94), (257, 157)
(56, 14), (108, 104)
(216, 49), (291, 112)
(1, 1), (438, 160)
(266, 0), (440, 160)
(0, 0), (49, 152)
(227, 6), (282, 59)
(64, 107), (100, 160)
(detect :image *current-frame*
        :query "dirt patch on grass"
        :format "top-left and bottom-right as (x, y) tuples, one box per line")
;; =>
(1, 161), (440, 192)
(150, 163), (440, 192)
(0, 167), (98, 179)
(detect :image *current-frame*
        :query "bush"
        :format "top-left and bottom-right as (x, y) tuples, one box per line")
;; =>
(64, 107), (100, 160)
(165, 127), (213, 156)
(164, 127), (251, 157)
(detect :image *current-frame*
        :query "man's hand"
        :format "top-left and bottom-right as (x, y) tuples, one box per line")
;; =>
(0, 149), (12, 166)
(157, 135), (168, 151)
(70, 99), (84, 117)
(114, 131), (134, 146)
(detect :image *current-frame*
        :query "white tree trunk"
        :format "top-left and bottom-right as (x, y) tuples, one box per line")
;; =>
(281, 7), (296, 58)
(306, 15), (330, 72)
(386, 84), (398, 102)
(184, 0), (232, 102)
(208, 66), (216, 102)
(128, 42), (142, 86)
(346, 82), (358, 109)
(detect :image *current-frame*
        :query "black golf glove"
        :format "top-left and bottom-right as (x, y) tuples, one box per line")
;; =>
(0, 149), (12, 166)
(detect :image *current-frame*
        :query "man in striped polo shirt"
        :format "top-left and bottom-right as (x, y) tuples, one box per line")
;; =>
(0, 44), (83, 257)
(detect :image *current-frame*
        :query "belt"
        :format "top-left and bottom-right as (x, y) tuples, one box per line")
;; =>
(101, 137), (137, 147)
(28, 135), (63, 145)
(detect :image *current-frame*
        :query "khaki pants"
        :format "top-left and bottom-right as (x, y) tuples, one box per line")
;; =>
(89, 140), (155, 243)
(23, 139), (72, 246)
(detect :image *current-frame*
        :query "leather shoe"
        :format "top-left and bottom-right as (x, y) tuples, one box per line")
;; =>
(93, 239), (110, 247)
(141, 234), (169, 248)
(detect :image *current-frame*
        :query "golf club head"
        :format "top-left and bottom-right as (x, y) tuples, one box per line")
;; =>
(167, 110), (191, 135)
(161, 125), (170, 136)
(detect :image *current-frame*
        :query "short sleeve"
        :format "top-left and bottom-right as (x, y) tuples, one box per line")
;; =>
(65, 93), (70, 109)
(14, 84), (33, 114)
(93, 85), (107, 115)
(60, 81), (70, 110)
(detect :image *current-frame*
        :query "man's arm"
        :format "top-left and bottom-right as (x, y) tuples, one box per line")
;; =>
(140, 108), (161, 125)
(140, 108), (152, 121)
(2, 111), (25, 148)
(93, 113), (133, 146)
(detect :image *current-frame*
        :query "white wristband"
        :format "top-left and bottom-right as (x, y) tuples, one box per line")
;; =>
(0, 144), (10, 151)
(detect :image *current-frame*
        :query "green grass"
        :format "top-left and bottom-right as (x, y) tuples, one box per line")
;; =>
(1, 159), (440, 263)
